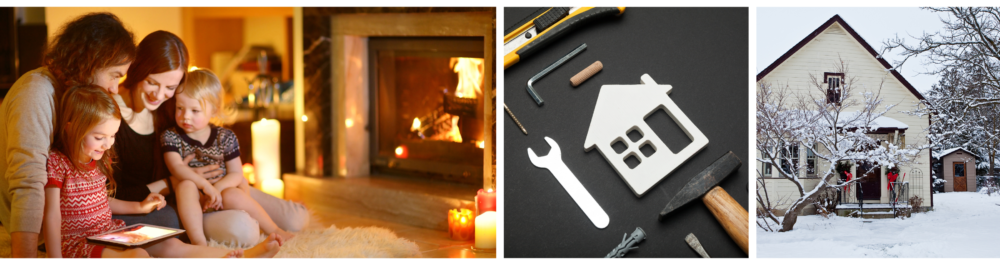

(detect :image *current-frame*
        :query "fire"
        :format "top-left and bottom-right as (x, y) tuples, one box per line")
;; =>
(444, 116), (463, 143)
(477, 141), (484, 149)
(411, 118), (421, 131)
(451, 57), (483, 99)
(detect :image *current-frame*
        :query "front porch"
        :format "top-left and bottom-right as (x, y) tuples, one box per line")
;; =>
(835, 182), (911, 219)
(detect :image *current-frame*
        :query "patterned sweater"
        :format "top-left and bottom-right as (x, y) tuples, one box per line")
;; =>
(46, 150), (125, 258)
(161, 126), (241, 180)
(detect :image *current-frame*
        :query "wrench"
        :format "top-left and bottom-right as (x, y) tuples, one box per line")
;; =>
(528, 136), (609, 229)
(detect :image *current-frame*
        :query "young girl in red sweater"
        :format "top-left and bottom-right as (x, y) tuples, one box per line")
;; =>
(42, 85), (280, 258)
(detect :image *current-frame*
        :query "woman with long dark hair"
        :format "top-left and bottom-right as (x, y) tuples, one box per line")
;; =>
(0, 12), (135, 258)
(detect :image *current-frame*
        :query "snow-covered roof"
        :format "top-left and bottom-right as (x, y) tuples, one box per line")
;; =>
(868, 116), (908, 130)
(933, 147), (981, 160)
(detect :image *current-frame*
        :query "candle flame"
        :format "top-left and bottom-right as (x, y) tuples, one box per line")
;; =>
(488, 188), (493, 193)
(460, 216), (467, 223)
(477, 140), (484, 149)
(345, 118), (353, 128)
(302, 115), (309, 122)
(395, 146), (404, 156)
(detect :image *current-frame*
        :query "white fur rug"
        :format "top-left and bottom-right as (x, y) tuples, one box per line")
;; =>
(207, 225), (422, 258)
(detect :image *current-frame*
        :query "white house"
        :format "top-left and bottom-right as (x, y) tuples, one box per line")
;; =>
(756, 15), (933, 215)
(584, 74), (708, 197)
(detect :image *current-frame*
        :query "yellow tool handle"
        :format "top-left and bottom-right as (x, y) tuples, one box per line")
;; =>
(504, 7), (625, 69)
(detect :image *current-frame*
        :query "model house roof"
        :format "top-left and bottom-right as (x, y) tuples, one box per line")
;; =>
(756, 14), (925, 101)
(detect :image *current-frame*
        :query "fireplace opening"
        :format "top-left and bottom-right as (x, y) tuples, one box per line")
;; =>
(369, 37), (485, 185)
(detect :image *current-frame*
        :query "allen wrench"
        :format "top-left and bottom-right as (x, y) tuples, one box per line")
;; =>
(526, 43), (587, 106)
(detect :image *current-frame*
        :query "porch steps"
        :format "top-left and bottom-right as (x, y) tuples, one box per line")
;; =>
(835, 204), (911, 218)
(283, 173), (477, 231)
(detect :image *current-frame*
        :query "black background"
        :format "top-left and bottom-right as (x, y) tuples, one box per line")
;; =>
(503, 7), (749, 258)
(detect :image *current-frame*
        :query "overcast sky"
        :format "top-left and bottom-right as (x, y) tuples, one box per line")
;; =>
(757, 7), (952, 94)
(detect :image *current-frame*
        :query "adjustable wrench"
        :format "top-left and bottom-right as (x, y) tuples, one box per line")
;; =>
(528, 136), (609, 229)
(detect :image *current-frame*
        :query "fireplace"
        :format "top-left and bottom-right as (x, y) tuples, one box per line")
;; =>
(300, 9), (494, 190)
(369, 37), (485, 184)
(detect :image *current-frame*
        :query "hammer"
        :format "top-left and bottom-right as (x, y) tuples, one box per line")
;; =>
(659, 151), (748, 254)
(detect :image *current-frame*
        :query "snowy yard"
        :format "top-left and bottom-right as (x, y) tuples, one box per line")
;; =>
(757, 192), (1000, 258)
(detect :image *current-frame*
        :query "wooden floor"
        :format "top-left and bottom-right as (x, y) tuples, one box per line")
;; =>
(286, 174), (495, 258)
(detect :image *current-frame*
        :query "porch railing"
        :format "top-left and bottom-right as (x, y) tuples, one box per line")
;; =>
(837, 181), (909, 218)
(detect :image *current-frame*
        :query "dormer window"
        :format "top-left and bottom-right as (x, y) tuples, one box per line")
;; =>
(825, 72), (844, 105)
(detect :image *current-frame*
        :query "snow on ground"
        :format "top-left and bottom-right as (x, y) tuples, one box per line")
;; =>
(757, 192), (1000, 258)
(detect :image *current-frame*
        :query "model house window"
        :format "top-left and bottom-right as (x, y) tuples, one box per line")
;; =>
(825, 72), (844, 105)
(780, 145), (799, 175)
(806, 145), (816, 176)
(955, 163), (965, 177)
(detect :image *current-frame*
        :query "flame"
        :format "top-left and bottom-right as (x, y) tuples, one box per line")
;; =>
(444, 116), (463, 143)
(411, 118), (421, 132)
(451, 57), (483, 99)
(477, 141), (484, 149)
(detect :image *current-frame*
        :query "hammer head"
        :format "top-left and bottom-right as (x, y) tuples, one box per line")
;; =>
(659, 151), (742, 220)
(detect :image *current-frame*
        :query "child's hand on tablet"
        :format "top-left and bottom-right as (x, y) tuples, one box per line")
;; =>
(140, 193), (166, 213)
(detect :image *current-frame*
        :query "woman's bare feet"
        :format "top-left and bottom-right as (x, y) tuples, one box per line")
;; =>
(244, 233), (281, 258)
(224, 249), (243, 258)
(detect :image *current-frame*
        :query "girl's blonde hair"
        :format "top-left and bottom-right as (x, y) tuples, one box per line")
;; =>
(178, 68), (223, 125)
(52, 85), (122, 195)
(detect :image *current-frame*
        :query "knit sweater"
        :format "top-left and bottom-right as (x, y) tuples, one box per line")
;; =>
(0, 67), (59, 234)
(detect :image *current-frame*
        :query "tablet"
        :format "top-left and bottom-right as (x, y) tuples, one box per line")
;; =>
(87, 224), (185, 249)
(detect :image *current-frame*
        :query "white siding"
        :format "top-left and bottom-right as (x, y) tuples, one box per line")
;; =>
(758, 22), (933, 214)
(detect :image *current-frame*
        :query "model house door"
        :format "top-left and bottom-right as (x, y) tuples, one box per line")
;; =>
(954, 162), (968, 192)
(858, 162), (881, 200)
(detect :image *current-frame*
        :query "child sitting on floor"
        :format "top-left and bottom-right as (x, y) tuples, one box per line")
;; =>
(42, 85), (281, 258)
(163, 69), (295, 246)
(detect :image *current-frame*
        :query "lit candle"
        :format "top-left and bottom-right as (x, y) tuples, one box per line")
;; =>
(474, 211), (496, 250)
(476, 189), (496, 214)
(252, 118), (281, 181)
(261, 178), (284, 199)
(242, 163), (256, 186)
(394, 145), (408, 159)
(447, 209), (475, 241)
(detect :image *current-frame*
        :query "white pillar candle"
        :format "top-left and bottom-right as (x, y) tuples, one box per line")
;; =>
(474, 211), (496, 249)
(261, 179), (284, 199)
(252, 118), (281, 181)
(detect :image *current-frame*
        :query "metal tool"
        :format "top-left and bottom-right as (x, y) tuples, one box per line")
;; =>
(605, 227), (645, 258)
(504, 7), (625, 69)
(659, 151), (748, 254)
(685, 233), (710, 258)
(504, 103), (528, 135)
(526, 43), (587, 106)
(583, 74), (709, 197)
(528, 136), (609, 229)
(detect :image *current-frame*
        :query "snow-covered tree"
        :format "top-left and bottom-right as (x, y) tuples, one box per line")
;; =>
(757, 60), (923, 232)
(883, 7), (1000, 106)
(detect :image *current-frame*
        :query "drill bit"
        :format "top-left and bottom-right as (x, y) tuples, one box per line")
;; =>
(504, 103), (528, 135)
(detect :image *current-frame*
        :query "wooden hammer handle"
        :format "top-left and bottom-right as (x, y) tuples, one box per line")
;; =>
(702, 186), (748, 254)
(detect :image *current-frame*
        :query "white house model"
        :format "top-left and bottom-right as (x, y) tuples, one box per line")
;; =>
(584, 74), (709, 197)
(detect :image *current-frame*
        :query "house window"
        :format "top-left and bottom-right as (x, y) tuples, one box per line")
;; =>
(824, 72), (844, 104)
(780, 145), (799, 176)
(806, 145), (816, 176)
(955, 162), (965, 177)
(762, 161), (773, 177)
